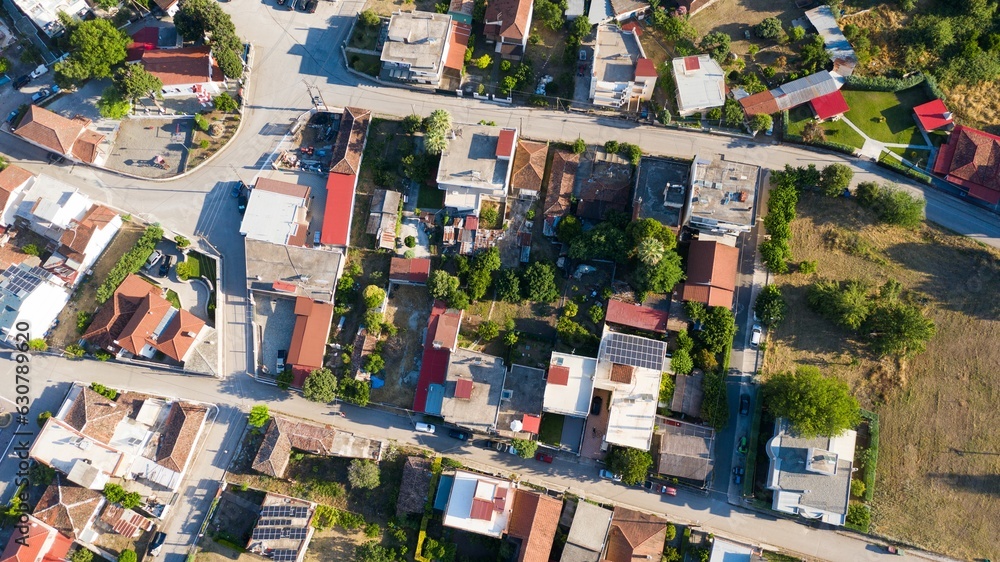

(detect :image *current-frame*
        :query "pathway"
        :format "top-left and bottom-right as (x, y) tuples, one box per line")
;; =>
(840, 115), (932, 163)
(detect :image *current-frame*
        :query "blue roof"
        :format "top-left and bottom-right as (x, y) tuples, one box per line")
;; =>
(424, 384), (445, 416)
(433, 475), (454, 511)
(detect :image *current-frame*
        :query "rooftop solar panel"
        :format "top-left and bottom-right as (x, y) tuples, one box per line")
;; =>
(601, 332), (667, 371)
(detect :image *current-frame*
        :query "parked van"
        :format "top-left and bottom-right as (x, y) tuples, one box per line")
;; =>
(29, 65), (47, 79)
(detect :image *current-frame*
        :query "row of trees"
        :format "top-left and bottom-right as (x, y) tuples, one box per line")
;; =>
(855, 181), (925, 229)
(174, 0), (245, 79)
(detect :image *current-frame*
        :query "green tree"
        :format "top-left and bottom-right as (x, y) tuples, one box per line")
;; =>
(97, 87), (131, 119)
(213, 92), (239, 112)
(103, 483), (127, 504)
(699, 31), (731, 61)
(120, 492), (142, 509)
(70, 550), (93, 562)
(604, 140), (620, 154)
(339, 377), (371, 406)
(693, 348), (718, 371)
(402, 114), (422, 133)
(364, 311), (384, 335)
(496, 269), (521, 302)
(302, 368), (338, 403)
(862, 302), (936, 357)
(355, 541), (396, 562)
(55, 19), (130, 87)
(563, 301), (579, 318)
(113, 65), (162, 102)
(522, 262), (558, 302)
(511, 438), (538, 458)
(819, 164), (853, 197)
(22, 243), (40, 256)
(750, 113), (773, 134)
(428, 270), (460, 300)
(347, 459), (381, 489)
(363, 285), (386, 309)
(449, 289), (470, 310)
(760, 237), (791, 274)
(37, 411), (52, 428)
(607, 447), (653, 485)
(800, 34), (832, 73)
(470, 321), (497, 342)
(214, 46), (244, 79)
(501, 75), (518, 93)
(571, 137), (586, 154)
(847, 503), (871, 529)
(755, 17), (783, 40)
(788, 25), (806, 42)
(700, 306), (737, 354)
(636, 235), (665, 265)
(556, 214), (583, 244)
(588, 304), (604, 324)
(174, 235), (190, 249)
(632, 252), (683, 295)
(533, 0), (564, 30)
(277, 370), (294, 390)
(473, 54), (492, 69)
(671, 348), (694, 375)
(423, 109), (452, 155)
(363, 354), (384, 373)
(504, 330), (519, 347)
(248, 405), (270, 428)
(28, 339), (48, 351)
(807, 279), (871, 330)
(359, 9), (381, 27)
(765, 365), (861, 437)
(118, 550), (137, 562)
(754, 284), (787, 328)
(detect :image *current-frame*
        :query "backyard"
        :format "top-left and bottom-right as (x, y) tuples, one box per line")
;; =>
(761, 191), (1000, 558)
(376, 284), (433, 408)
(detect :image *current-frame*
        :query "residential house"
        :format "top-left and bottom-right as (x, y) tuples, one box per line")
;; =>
(766, 419), (856, 526)
(13, 175), (92, 241)
(590, 25), (656, 109)
(593, 330), (666, 450)
(672, 55), (726, 117)
(484, 0), (533, 60)
(913, 99), (954, 132)
(240, 177), (312, 247)
(506, 490), (562, 562)
(442, 470), (515, 537)
(542, 149), (579, 237)
(543, 352), (597, 419)
(448, 0), (474, 24)
(82, 274), (208, 364)
(251, 415), (383, 478)
(0, 165), (34, 229)
(31, 417), (126, 489)
(739, 71), (842, 116)
(32, 476), (104, 541)
(442, 215), (504, 255)
(245, 239), (344, 303)
(380, 12), (454, 84)
(152, 0), (180, 16)
(366, 189), (401, 250)
(0, 263), (69, 345)
(686, 157), (759, 234)
(495, 364), (546, 439)
(510, 140), (547, 198)
(586, 0), (649, 23)
(11, 0), (88, 36)
(0, 515), (73, 562)
(604, 507), (667, 562)
(804, 6), (857, 77)
(396, 457), (433, 517)
(323, 107), (372, 248)
(42, 204), (121, 286)
(141, 46), (225, 98)
(436, 348), (506, 433)
(681, 240), (739, 308)
(708, 538), (758, 562)
(560, 501), (612, 562)
(13, 106), (106, 165)
(577, 151), (633, 221)
(652, 417), (714, 482)
(413, 301), (463, 412)
(809, 90), (850, 122)
(286, 296), (335, 388)
(389, 257), (431, 285)
(605, 300), (668, 334)
(669, 371), (704, 418)
(246, 493), (315, 562)
(932, 125), (1000, 205)
(436, 124), (517, 212)
(99, 505), (154, 538)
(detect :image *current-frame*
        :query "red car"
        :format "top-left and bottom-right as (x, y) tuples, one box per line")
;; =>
(534, 452), (554, 463)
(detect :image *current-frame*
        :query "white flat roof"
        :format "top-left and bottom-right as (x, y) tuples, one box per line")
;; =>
(672, 55), (726, 113)
(443, 470), (513, 537)
(594, 362), (660, 450)
(708, 537), (754, 562)
(543, 352), (597, 418)
(31, 419), (127, 482)
(239, 189), (308, 245)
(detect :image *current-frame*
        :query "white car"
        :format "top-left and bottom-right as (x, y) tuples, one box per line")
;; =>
(415, 422), (436, 434)
(750, 325), (763, 348)
(29, 65), (47, 79)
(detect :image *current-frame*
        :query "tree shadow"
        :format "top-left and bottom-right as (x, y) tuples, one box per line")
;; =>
(928, 472), (1000, 497)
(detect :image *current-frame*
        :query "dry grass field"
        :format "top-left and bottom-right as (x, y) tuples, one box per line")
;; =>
(762, 192), (1000, 559)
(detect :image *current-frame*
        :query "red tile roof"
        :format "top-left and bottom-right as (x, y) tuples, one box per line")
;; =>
(681, 240), (739, 308)
(329, 107), (372, 176)
(0, 517), (72, 562)
(32, 475), (102, 540)
(507, 490), (562, 562)
(809, 90), (850, 120)
(544, 150), (579, 217)
(684, 55), (700, 72)
(621, 21), (642, 36)
(521, 414), (541, 434)
(913, 99), (953, 131)
(454, 378), (474, 399)
(413, 301), (463, 411)
(739, 90), (779, 116)
(288, 296), (335, 387)
(932, 125), (1000, 205)
(609, 363), (635, 384)
(389, 257), (431, 284)
(428, 302), (462, 350)
(62, 386), (127, 444)
(605, 299), (668, 333)
(464, 215), (480, 231)
(14, 106), (104, 163)
(321, 171), (357, 246)
(484, 0), (532, 41)
(511, 140), (547, 192)
(100, 505), (154, 538)
(0, 166), (34, 209)
(547, 365), (570, 386)
(634, 58), (656, 78)
(496, 128), (518, 158)
(156, 402), (207, 472)
(141, 46), (217, 86)
(444, 22), (472, 71)
(605, 507), (668, 562)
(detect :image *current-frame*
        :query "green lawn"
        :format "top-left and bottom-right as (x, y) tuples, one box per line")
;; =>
(840, 86), (932, 146)
(538, 413), (565, 446)
(786, 105), (867, 149)
(165, 289), (181, 309)
(416, 183), (445, 210)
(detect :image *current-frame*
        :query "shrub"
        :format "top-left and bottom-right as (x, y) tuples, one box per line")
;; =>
(571, 137), (586, 154)
(90, 383), (118, 400)
(28, 339), (48, 351)
(37, 411), (52, 428)
(754, 284), (787, 328)
(363, 285), (386, 309)
(606, 446), (653, 485)
(480, 205), (500, 227)
(477, 320), (500, 341)
(854, 181), (925, 228)
(359, 9), (380, 26)
(847, 503), (871, 530)
(194, 113), (209, 131)
(511, 438), (538, 458)
(670, 348), (693, 375)
(604, 140), (620, 153)
(843, 73), (924, 92)
(563, 301), (579, 318)
(363, 353), (384, 373)
(76, 311), (92, 334)
(404, 235), (416, 248)
(65, 344), (85, 358)
(277, 370), (294, 390)
(118, 550), (137, 562)
(819, 163), (853, 197)
(588, 304), (604, 324)
(693, 348), (717, 371)
(71, 548), (94, 562)
(851, 478), (866, 497)
(500, 59), (511, 71)
(755, 17), (783, 40)
(338, 377), (371, 406)
(103, 483), (127, 503)
(22, 243), (40, 256)
(799, 260), (818, 274)
(248, 405), (270, 428)
(96, 225), (163, 304)
(348, 459), (380, 489)
(665, 523), (677, 542)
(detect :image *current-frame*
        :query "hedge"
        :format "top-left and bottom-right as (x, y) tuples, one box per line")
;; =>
(95, 225), (163, 304)
(843, 73), (925, 92)
(414, 457), (443, 562)
(859, 409), (879, 503)
(876, 152), (932, 185)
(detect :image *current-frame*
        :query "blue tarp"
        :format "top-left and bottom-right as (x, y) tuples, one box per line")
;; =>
(371, 376), (385, 389)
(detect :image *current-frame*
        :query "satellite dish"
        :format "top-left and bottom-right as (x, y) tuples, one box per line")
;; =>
(510, 420), (523, 432)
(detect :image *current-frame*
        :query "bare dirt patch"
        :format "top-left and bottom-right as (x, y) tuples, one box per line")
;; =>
(363, 0), (437, 16)
(377, 284), (433, 408)
(762, 192), (1000, 558)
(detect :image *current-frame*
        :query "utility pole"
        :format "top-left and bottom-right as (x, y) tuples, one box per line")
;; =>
(303, 82), (327, 111)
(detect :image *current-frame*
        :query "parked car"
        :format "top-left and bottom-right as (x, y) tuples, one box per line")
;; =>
(238, 189), (249, 214)
(230, 181), (243, 197)
(590, 395), (603, 416)
(733, 466), (745, 476)
(733, 473), (742, 485)
(599, 469), (622, 482)
(148, 532), (167, 556)
(534, 452), (553, 463)
(29, 65), (47, 79)
(415, 422), (436, 434)
(157, 255), (173, 277)
(884, 546), (904, 555)
(737, 435), (748, 454)
(146, 249), (164, 268)
(31, 89), (50, 102)
(276, 349), (286, 372)
(13, 75), (30, 90)
(643, 481), (678, 496)
(448, 429), (469, 441)
(740, 395), (750, 416)
(750, 325), (762, 348)
(304, 0), (318, 12)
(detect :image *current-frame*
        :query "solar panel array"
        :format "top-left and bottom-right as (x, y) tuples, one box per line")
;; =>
(252, 527), (310, 540)
(261, 506), (309, 518)
(601, 332), (667, 371)
(258, 519), (292, 527)
(270, 550), (298, 562)
(1, 265), (44, 297)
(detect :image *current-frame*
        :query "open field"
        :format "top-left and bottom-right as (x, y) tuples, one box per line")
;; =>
(762, 192), (1000, 559)
(689, 0), (800, 61)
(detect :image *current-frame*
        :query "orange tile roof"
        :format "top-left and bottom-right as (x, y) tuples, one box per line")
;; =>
(155, 402), (208, 472)
(444, 22), (472, 71)
(634, 58), (656, 78)
(739, 90), (779, 116)
(72, 129), (105, 164)
(485, 0), (532, 41)
(507, 490), (562, 562)
(547, 365), (569, 386)
(0, 517), (72, 562)
(933, 125), (1000, 204)
(389, 257), (431, 284)
(496, 128), (518, 158)
(605, 300), (668, 333)
(288, 296), (335, 382)
(544, 149), (579, 217)
(255, 177), (311, 199)
(511, 140), (547, 192)
(0, 165), (34, 202)
(154, 308), (206, 362)
(32, 475), (102, 540)
(329, 107), (372, 176)
(14, 106), (104, 162)
(605, 507), (667, 562)
(681, 240), (738, 308)
(609, 363), (635, 384)
(83, 274), (162, 351)
(141, 46), (216, 86)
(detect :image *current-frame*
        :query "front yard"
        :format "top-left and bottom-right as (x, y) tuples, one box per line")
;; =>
(786, 105), (866, 148)
(840, 87), (932, 145)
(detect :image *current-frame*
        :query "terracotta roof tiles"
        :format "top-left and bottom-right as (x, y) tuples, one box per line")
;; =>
(511, 140), (547, 192)
(14, 106), (104, 162)
(62, 386), (127, 444)
(329, 107), (372, 176)
(604, 507), (668, 562)
(507, 490), (562, 562)
(544, 149), (579, 217)
(155, 402), (207, 472)
(485, 0), (532, 41)
(141, 46), (216, 86)
(32, 475), (103, 540)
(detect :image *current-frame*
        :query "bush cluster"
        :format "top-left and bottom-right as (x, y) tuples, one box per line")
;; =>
(95, 225), (163, 304)
(855, 181), (926, 228)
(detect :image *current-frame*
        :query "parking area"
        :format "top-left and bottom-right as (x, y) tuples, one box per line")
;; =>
(104, 117), (192, 178)
(253, 294), (296, 377)
(633, 157), (690, 229)
(580, 388), (612, 461)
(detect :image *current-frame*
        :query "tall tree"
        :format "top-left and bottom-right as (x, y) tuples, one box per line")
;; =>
(248, 405), (270, 428)
(754, 284), (787, 328)
(55, 19), (130, 87)
(522, 262), (559, 302)
(764, 365), (860, 437)
(114, 65), (163, 102)
(423, 109), (452, 155)
(302, 368), (337, 403)
(699, 306), (737, 353)
(861, 302), (936, 357)
(819, 164), (853, 197)
(607, 447), (653, 485)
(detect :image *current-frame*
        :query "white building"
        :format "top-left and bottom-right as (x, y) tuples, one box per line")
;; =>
(443, 470), (515, 537)
(12, 0), (88, 36)
(593, 330), (665, 451)
(239, 177), (312, 246)
(543, 352), (597, 418)
(0, 263), (69, 345)
(590, 24), (657, 109)
(672, 55), (726, 116)
(380, 12), (454, 84)
(436, 124), (517, 212)
(0, 165), (35, 229)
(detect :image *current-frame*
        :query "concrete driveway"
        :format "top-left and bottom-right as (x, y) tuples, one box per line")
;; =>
(397, 216), (430, 257)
